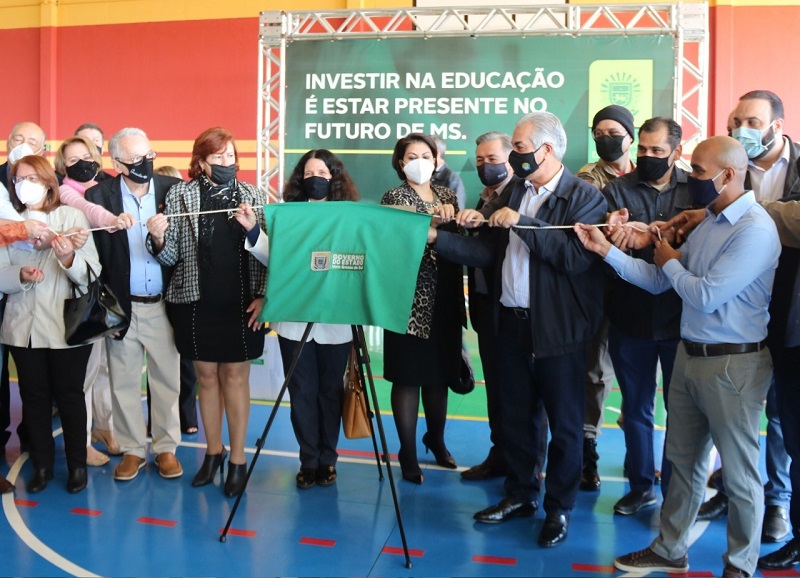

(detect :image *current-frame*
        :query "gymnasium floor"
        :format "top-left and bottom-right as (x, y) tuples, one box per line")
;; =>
(0, 328), (782, 577)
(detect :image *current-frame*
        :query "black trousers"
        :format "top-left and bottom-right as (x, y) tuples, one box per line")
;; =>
(496, 308), (586, 514)
(10, 345), (92, 471)
(279, 336), (351, 469)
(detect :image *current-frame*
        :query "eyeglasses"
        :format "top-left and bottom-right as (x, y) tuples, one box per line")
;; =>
(593, 130), (627, 140)
(11, 174), (42, 185)
(116, 151), (157, 166)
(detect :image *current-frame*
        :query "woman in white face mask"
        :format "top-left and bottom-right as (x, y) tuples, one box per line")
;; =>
(379, 133), (466, 484)
(4, 155), (101, 495)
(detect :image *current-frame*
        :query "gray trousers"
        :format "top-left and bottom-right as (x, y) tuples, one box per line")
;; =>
(651, 343), (771, 575)
(583, 318), (615, 438)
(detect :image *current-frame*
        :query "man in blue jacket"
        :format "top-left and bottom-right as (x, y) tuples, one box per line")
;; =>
(430, 111), (607, 547)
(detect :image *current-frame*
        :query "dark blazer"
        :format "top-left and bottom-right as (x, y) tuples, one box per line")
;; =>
(467, 175), (520, 336)
(437, 166), (607, 358)
(0, 162), (8, 190)
(85, 174), (180, 337)
(744, 136), (800, 197)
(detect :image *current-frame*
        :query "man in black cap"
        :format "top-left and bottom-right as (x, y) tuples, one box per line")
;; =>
(577, 104), (637, 493)
(578, 104), (637, 189)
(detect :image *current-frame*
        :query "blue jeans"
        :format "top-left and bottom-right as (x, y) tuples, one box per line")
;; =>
(764, 378), (791, 509)
(608, 327), (678, 495)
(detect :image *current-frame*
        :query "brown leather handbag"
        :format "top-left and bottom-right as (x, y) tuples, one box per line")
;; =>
(342, 346), (371, 439)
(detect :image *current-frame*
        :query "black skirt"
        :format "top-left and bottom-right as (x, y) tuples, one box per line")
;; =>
(383, 257), (462, 388)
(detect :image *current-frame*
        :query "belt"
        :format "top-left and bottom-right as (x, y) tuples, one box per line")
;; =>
(501, 306), (530, 320)
(682, 340), (766, 357)
(130, 293), (162, 304)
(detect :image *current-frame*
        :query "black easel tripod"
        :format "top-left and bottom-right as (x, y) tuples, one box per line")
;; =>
(219, 322), (413, 569)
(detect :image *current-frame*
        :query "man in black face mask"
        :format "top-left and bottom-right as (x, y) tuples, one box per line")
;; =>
(455, 131), (547, 482)
(431, 112), (607, 548)
(594, 117), (693, 517)
(576, 104), (636, 494)
(86, 128), (185, 484)
(578, 104), (636, 189)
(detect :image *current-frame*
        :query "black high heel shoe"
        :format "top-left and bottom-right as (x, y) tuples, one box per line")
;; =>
(224, 462), (247, 497)
(192, 447), (228, 487)
(422, 432), (457, 469)
(397, 449), (424, 485)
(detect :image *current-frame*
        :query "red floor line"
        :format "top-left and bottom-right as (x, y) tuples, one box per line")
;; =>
(761, 571), (800, 577)
(300, 537), (336, 547)
(683, 572), (713, 577)
(137, 517), (177, 527)
(474, 555), (517, 566)
(382, 546), (424, 557)
(70, 508), (102, 517)
(219, 528), (257, 538)
(13, 499), (38, 507)
(571, 563), (615, 573)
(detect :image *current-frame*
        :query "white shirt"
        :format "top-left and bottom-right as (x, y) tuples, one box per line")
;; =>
(748, 136), (791, 202)
(500, 166), (564, 308)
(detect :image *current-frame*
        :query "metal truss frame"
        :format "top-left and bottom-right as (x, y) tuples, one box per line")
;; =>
(258, 3), (708, 199)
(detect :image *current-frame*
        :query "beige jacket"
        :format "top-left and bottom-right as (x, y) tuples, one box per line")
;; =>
(0, 205), (100, 349)
(762, 200), (800, 249)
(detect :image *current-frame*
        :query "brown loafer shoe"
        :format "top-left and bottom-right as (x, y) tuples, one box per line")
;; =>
(155, 452), (183, 479)
(0, 474), (15, 494)
(114, 455), (146, 481)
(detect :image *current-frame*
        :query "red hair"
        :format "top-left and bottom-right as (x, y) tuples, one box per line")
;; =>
(188, 127), (238, 180)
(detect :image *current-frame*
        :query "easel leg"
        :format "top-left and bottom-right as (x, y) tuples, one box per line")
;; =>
(219, 322), (314, 542)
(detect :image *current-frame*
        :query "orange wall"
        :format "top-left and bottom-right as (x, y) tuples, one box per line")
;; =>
(1, 0), (800, 177)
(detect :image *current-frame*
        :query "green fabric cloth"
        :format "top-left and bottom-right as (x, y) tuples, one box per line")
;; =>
(259, 201), (430, 333)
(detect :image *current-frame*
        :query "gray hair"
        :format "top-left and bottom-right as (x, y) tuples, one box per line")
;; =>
(475, 131), (512, 154)
(515, 112), (567, 161)
(109, 127), (149, 159)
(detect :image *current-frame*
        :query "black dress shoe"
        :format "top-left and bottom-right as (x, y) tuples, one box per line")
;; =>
(461, 460), (507, 481)
(696, 491), (728, 521)
(614, 489), (657, 516)
(67, 467), (87, 494)
(763, 505), (791, 543)
(758, 537), (800, 570)
(27, 468), (53, 494)
(538, 513), (569, 547)
(0, 474), (14, 494)
(474, 498), (537, 524)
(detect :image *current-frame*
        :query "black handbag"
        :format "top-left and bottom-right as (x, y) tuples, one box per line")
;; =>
(63, 263), (129, 346)
(449, 348), (476, 395)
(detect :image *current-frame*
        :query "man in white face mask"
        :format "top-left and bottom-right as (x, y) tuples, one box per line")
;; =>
(1, 121), (46, 190)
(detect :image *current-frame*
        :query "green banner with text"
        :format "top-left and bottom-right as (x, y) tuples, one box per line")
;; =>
(285, 35), (674, 206)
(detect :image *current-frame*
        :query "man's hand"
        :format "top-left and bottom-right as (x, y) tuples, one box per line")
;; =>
(146, 214), (169, 250)
(488, 207), (520, 229)
(653, 238), (681, 268)
(574, 223), (612, 257)
(605, 208), (630, 237)
(455, 209), (485, 229)
(665, 209), (705, 244)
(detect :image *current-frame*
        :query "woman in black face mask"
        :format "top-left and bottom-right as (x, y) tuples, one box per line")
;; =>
(146, 127), (268, 498)
(236, 149), (360, 489)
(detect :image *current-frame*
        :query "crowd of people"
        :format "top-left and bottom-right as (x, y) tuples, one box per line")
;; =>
(0, 88), (799, 577)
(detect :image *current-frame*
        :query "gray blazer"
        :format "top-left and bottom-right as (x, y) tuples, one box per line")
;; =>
(148, 179), (268, 304)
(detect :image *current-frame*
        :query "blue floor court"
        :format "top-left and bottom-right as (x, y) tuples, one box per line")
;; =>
(0, 328), (785, 577)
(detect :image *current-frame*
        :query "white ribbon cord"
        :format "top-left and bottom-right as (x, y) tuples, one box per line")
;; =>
(433, 215), (650, 233)
(59, 208), (241, 237)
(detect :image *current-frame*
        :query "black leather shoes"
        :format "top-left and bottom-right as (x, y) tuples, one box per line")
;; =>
(474, 498), (537, 524)
(27, 468), (53, 494)
(696, 491), (728, 521)
(614, 489), (657, 516)
(461, 460), (507, 481)
(67, 467), (87, 494)
(580, 438), (601, 491)
(538, 513), (569, 547)
(0, 474), (14, 494)
(763, 505), (791, 543)
(758, 537), (800, 570)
